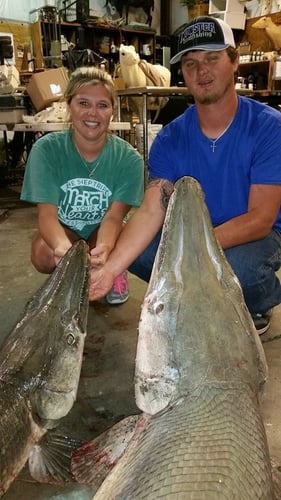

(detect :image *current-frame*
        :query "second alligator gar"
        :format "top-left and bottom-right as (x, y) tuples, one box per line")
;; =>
(72, 177), (274, 499)
(0, 240), (89, 496)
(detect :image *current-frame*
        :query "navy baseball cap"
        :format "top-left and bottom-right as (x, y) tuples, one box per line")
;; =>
(170, 16), (236, 64)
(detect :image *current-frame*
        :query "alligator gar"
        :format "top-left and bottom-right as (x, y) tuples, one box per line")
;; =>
(71, 176), (274, 499)
(0, 239), (89, 496)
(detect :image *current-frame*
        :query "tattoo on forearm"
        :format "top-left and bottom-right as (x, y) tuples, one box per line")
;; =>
(147, 177), (174, 211)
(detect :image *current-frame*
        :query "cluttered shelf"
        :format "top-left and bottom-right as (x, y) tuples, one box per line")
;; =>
(30, 20), (156, 73)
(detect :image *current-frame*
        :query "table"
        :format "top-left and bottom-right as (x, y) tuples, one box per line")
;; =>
(13, 122), (131, 133)
(117, 87), (192, 165)
(5, 121), (131, 168)
(0, 125), (9, 163)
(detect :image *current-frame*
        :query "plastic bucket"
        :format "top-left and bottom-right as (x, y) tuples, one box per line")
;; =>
(135, 123), (163, 156)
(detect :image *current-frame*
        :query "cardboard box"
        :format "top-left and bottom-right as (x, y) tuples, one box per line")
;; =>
(26, 67), (69, 111)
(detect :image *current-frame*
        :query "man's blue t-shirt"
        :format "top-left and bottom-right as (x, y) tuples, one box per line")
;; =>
(149, 95), (281, 231)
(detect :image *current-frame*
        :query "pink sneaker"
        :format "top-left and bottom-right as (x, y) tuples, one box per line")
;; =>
(106, 271), (129, 305)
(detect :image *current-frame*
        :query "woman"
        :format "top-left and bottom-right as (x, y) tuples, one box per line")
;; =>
(21, 66), (144, 304)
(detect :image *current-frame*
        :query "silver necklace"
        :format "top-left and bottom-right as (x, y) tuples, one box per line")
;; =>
(209, 118), (234, 153)
(86, 159), (100, 178)
(75, 145), (100, 178)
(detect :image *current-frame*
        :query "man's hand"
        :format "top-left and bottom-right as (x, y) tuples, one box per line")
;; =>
(89, 267), (115, 301)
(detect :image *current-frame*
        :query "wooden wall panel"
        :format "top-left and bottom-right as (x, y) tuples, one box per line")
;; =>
(0, 20), (31, 71)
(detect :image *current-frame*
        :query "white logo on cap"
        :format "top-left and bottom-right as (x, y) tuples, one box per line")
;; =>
(180, 22), (216, 44)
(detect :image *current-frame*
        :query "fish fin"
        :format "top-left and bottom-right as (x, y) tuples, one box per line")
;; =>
(28, 432), (83, 484)
(71, 414), (140, 486)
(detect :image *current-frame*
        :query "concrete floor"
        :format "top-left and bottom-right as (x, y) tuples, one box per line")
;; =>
(1, 186), (281, 499)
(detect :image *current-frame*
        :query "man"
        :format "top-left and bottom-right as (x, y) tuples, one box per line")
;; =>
(89, 16), (281, 334)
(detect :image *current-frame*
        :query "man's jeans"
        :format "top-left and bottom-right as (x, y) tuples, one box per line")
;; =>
(129, 229), (281, 315)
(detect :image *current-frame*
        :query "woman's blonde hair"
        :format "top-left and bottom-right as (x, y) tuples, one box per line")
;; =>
(64, 66), (117, 110)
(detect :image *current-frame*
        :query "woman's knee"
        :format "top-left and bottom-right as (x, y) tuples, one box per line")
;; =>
(31, 232), (55, 274)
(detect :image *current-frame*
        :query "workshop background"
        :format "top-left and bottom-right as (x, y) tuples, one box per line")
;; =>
(1, 0), (281, 498)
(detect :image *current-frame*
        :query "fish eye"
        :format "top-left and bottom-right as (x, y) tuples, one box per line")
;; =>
(155, 302), (164, 314)
(66, 333), (76, 345)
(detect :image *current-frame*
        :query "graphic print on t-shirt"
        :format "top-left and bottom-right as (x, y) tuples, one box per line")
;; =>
(58, 178), (112, 234)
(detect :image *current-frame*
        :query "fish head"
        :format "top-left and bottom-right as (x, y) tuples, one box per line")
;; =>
(32, 313), (87, 423)
(135, 176), (268, 416)
(135, 274), (181, 415)
(29, 240), (90, 423)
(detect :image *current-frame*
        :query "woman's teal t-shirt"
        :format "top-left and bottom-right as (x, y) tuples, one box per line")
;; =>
(21, 130), (144, 239)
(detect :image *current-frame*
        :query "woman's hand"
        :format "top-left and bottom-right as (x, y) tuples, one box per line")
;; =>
(53, 241), (73, 267)
(90, 243), (111, 269)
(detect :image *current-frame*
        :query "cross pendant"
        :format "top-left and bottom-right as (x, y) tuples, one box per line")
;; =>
(211, 141), (216, 152)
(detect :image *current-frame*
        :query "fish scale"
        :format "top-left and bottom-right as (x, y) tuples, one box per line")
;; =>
(93, 386), (273, 499)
